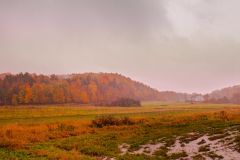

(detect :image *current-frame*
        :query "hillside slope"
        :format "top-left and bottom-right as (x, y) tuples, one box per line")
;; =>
(209, 85), (240, 99)
(206, 85), (240, 103)
(0, 72), (167, 105)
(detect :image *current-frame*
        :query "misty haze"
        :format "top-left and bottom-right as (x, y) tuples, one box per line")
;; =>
(1, 0), (240, 160)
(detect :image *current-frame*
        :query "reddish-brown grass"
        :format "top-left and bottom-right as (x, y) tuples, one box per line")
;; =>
(0, 121), (93, 149)
(1, 108), (240, 150)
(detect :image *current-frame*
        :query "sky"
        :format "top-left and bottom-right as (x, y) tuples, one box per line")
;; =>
(1, 0), (240, 94)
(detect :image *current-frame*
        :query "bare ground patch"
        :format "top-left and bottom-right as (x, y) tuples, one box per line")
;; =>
(119, 127), (240, 159)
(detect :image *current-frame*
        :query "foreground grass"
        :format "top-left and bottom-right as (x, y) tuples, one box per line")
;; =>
(0, 103), (240, 159)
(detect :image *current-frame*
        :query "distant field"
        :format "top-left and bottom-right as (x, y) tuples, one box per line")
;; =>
(1, 103), (240, 159)
(0, 103), (238, 124)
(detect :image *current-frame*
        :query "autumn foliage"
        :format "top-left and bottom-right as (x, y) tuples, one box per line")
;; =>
(0, 73), (161, 105)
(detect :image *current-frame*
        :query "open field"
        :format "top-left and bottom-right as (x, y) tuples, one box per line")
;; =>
(1, 103), (240, 159)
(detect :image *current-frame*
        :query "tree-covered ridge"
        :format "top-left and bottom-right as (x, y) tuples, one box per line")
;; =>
(0, 73), (161, 105)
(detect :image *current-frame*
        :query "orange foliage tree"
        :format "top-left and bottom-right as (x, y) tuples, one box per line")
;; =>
(0, 72), (160, 105)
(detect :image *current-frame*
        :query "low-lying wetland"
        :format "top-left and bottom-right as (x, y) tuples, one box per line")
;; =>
(1, 104), (240, 159)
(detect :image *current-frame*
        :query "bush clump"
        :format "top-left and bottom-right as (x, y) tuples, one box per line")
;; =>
(91, 115), (135, 128)
(214, 111), (229, 121)
(110, 98), (141, 107)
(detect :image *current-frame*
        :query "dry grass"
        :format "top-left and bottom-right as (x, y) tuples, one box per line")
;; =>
(0, 109), (239, 150)
(0, 121), (93, 149)
(1, 103), (240, 155)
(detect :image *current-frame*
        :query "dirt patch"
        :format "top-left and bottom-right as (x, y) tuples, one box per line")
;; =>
(119, 127), (240, 159)
(132, 142), (164, 156)
(118, 143), (130, 155)
(118, 139), (165, 156)
(168, 130), (240, 160)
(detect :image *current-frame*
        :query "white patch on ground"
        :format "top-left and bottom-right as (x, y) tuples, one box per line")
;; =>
(168, 130), (240, 160)
(118, 139), (164, 156)
(118, 143), (130, 155)
(119, 127), (240, 159)
(132, 142), (164, 156)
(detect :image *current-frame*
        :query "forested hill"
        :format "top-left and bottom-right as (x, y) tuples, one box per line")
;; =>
(204, 85), (240, 104)
(0, 72), (166, 105)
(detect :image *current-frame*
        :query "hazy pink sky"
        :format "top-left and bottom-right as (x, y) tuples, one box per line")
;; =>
(1, 0), (240, 93)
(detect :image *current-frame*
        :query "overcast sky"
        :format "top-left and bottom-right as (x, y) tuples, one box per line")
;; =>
(1, 0), (240, 93)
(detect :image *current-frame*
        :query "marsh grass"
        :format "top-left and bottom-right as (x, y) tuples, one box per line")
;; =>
(0, 103), (240, 159)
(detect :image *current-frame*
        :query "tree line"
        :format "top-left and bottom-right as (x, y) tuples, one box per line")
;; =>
(0, 73), (160, 105)
(203, 94), (240, 104)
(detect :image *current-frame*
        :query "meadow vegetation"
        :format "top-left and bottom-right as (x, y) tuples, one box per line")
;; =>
(0, 103), (240, 159)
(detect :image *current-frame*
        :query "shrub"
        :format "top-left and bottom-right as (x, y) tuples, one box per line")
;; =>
(214, 111), (229, 121)
(110, 98), (141, 107)
(91, 115), (135, 128)
(120, 116), (135, 125)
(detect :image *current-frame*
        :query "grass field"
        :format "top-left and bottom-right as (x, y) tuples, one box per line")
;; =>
(1, 102), (240, 159)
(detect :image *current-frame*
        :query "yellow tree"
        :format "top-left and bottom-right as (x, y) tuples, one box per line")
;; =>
(88, 82), (98, 102)
(52, 85), (65, 104)
(24, 85), (33, 104)
(80, 91), (89, 104)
